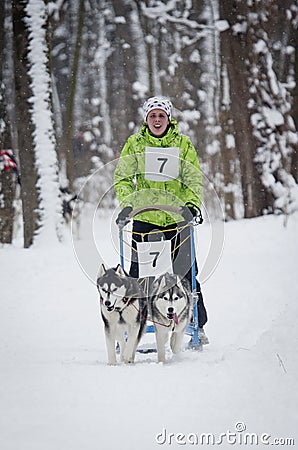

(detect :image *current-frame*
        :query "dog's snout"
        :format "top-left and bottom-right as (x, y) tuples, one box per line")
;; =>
(168, 307), (174, 314)
(105, 300), (111, 307)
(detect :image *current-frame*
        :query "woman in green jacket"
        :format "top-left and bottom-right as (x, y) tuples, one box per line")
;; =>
(114, 96), (208, 343)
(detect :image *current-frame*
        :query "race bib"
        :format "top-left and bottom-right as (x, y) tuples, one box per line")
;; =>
(137, 240), (173, 278)
(144, 146), (179, 181)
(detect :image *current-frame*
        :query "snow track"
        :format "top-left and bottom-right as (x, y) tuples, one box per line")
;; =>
(0, 213), (297, 449)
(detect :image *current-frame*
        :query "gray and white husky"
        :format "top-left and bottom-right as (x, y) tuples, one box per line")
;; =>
(97, 264), (147, 365)
(149, 272), (193, 363)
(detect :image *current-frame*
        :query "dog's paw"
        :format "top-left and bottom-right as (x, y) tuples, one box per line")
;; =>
(157, 359), (166, 364)
(123, 357), (135, 364)
(107, 360), (117, 366)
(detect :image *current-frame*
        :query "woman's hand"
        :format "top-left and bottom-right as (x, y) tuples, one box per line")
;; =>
(116, 206), (133, 225)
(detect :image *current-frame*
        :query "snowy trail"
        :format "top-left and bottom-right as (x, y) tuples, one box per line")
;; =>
(0, 213), (297, 450)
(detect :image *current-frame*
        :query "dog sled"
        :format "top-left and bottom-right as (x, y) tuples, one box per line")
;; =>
(117, 205), (204, 352)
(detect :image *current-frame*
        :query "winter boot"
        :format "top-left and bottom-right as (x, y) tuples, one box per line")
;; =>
(198, 328), (209, 345)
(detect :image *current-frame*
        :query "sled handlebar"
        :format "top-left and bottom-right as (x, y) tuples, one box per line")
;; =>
(127, 204), (182, 219)
(116, 204), (203, 226)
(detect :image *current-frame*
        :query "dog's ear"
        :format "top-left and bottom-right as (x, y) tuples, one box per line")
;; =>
(97, 263), (106, 278)
(115, 264), (126, 278)
(176, 276), (190, 297)
(159, 274), (167, 289)
(176, 275), (183, 289)
(176, 275), (184, 291)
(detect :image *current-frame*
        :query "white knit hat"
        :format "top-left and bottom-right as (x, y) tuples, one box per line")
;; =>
(143, 96), (172, 121)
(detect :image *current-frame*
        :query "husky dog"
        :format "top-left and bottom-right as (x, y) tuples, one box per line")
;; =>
(97, 264), (147, 365)
(149, 272), (193, 363)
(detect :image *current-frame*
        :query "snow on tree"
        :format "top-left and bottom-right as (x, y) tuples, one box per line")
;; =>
(248, 1), (298, 216)
(219, 0), (298, 219)
(25, 0), (63, 244)
(4, 0), (297, 238)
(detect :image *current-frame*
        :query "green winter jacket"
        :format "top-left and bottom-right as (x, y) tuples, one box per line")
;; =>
(114, 119), (203, 227)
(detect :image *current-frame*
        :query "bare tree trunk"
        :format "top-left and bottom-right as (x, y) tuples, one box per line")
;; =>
(0, 0), (16, 243)
(110, 0), (139, 142)
(64, 0), (85, 189)
(218, 8), (240, 220)
(142, 0), (154, 96)
(219, 0), (266, 218)
(291, 14), (298, 183)
(12, 0), (39, 248)
(219, 110), (236, 220)
(0, 169), (16, 243)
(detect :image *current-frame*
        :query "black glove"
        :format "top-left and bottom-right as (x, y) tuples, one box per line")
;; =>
(180, 204), (198, 222)
(116, 206), (133, 225)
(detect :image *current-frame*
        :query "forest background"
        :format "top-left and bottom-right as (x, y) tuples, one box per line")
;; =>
(0, 0), (297, 247)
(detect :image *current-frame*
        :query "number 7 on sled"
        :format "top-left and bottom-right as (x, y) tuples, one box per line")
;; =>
(137, 240), (173, 278)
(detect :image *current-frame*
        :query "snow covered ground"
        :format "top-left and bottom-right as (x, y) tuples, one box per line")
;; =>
(0, 211), (297, 450)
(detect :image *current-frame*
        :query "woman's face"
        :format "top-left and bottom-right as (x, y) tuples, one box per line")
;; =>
(146, 109), (169, 137)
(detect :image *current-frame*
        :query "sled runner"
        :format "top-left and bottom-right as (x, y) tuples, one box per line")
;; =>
(117, 205), (203, 352)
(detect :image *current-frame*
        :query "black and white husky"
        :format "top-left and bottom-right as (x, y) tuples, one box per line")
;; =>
(149, 272), (193, 363)
(97, 264), (147, 365)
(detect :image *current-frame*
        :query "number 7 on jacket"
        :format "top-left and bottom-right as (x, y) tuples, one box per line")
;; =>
(145, 146), (179, 181)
